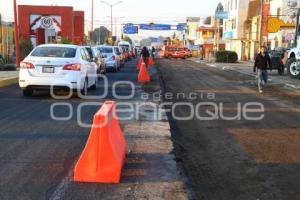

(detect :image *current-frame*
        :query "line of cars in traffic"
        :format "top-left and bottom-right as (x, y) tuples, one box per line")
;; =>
(19, 42), (136, 97)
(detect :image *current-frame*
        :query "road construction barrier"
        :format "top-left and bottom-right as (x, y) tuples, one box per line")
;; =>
(138, 62), (150, 83)
(137, 57), (143, 70)
(148, 56), (154, 66)
(74, 101), (126, 183)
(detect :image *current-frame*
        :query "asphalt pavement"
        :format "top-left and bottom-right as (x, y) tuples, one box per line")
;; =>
(0, 59), (187, 200)
(157, 58), (300, 200)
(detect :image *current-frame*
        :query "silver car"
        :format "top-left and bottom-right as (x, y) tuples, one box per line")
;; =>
(96, 45), (120, 72)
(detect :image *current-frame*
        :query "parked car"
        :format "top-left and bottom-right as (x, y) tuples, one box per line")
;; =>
(269, 48), (285, 75)
(84, 46), (106, 75)
(19, 44), (98, 97)
(97, 45), (120, 72)
(183, 48), (193, 58)
(114, 46), (125, 67)
(120, 46), (129, 61)
(164, 46), (175, 58)
(92, 47), (107, 74)
(171, 48), (189, 59)
(119, 41), (134, 58)
(284, 46), (300, 79)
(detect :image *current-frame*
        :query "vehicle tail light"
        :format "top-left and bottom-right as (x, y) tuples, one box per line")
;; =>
(63, 63), (81, 71)
(20, 61), (35, 69)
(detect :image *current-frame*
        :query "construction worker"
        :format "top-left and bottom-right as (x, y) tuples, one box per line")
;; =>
(253, 46), (272, 94)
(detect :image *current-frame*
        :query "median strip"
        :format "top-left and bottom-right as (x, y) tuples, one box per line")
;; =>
(0, 77), (19, 88)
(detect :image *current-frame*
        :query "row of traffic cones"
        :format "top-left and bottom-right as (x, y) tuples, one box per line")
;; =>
(137, 56), (154, 84)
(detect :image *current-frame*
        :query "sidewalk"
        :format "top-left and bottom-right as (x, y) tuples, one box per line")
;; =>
(189, 58), (300, 90)
(0, 70), (19, 88)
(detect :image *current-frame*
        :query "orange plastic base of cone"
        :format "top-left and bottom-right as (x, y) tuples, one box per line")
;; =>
(148, 56), (154, 66)
(74, 101), (126, 184)
(137, 57), (143, 70)
(138, 63), (150, 83)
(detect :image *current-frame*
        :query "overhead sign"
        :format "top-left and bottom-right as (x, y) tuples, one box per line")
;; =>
(139, 24), (171, 31)
(177, 23), (187, 31)
(268, 17), (295, 33)
(123, 24), (138, 34)
(215, 11), (228, 19)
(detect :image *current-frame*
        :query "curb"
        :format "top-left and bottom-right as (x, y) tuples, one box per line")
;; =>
(0, 77), (18, 88)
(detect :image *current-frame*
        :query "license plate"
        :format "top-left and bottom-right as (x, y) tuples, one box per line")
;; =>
(42, 66), (55, 73)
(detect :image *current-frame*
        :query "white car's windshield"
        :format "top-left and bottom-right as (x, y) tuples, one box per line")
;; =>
(31, 47), (77, 58)
(98, 47), (113, 54)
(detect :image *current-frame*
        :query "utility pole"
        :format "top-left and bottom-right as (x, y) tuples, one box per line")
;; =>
(100, 1), (122, 38)
(91, 0), (94, 41)
(13, 0), (20, 67)
(294, 9), (300, 47)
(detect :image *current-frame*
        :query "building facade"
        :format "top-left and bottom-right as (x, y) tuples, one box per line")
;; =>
(18, 5), (84, 47)
(268, 0), (296, 49)
(0, 18), (15, 62)
(197, 22), (225, 58)
(223, 0), (249, 60)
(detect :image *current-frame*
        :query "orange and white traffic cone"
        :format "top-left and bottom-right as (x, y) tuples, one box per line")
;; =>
(138, 62), (150, 83)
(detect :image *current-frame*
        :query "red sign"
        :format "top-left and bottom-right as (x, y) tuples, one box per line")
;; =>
(262, 3), (270, 37)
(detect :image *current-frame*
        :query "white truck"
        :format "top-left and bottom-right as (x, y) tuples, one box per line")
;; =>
(286, 47), (300, 79)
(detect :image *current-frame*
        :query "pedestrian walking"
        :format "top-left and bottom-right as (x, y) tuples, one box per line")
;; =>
(151, 46), (156, 58)
(141, 46), (150, 67)
(253, 46), (272, 94)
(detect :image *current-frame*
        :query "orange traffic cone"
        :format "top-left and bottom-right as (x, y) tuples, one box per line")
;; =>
(74, 101), (126, 184)
(148, 56), (154, 66)
(137, 56), (143, 70)
(138, 62), (150, 83)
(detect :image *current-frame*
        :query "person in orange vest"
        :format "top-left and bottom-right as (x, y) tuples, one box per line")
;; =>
(140, 46), (150, 67)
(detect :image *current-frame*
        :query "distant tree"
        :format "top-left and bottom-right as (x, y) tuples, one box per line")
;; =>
(123, 36), (133, 45)
(92, 26), (111, 44)
(19, 38), (33, 60)
(204, 16), (212, 25)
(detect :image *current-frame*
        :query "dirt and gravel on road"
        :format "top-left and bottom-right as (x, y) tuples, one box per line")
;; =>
(157, 58), (300, 200)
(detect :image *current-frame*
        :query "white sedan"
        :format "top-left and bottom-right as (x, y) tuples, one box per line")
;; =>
(19, 44), (98, 97)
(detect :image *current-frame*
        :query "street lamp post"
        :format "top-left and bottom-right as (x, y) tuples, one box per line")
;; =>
(100, 1), (122, 38)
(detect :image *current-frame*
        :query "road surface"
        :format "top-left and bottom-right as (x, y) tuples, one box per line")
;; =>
(157, 58), (300, 200)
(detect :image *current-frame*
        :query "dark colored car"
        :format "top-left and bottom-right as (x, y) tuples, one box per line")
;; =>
(269, 48), (286, 75)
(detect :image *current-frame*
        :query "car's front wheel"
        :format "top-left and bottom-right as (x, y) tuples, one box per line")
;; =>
(287, 58), (300, 79)
(22, 88), (33, 97)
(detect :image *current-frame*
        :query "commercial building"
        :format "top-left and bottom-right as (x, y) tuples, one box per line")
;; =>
(268, 0), (295, 49)
(243, 0), (261, 61)
(197, 20), (225, 58)
(0, 15), (15, 62)
(18, 5), (84, 47)
(223, 0), (249, 60)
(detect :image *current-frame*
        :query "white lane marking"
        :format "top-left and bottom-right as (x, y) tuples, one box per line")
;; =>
(207, 64), (216, 68)
(49, 162), (76, 200)
(285, 83), (298, 89)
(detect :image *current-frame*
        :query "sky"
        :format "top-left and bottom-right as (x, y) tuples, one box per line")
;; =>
(0, 0), (223, 40)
